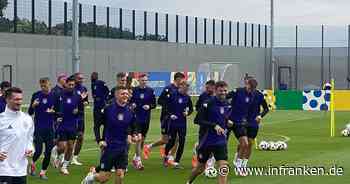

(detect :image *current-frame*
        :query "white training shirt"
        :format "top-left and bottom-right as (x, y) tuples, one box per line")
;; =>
(0, 107), (34, 177)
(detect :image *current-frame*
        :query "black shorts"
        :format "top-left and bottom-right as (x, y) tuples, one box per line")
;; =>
(76, 118), (85, 134)
(136, 123), (150, 137)
(160, 118), (170, 135)
(93, 108), (104, 126)
(0, 176), (26, 184)
(100, 149), (128, 171)
(57, 130), (77, 141)
(197, 145), (228, 164)
(34, 130), (55, 144)
(232, 124), (259, 139)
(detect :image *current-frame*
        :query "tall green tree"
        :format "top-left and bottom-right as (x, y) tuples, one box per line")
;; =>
(0, 0), (8, 17)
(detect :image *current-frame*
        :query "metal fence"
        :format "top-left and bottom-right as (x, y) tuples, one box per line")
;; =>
(0, 0), (271, 47)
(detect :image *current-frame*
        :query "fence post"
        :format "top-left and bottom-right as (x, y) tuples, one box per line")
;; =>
(229, 21), (232, 46)
(185, 16), (188, 43)
(155, 13), (158, 39)
(93, 5), (96, 37)
(144, 11), (147, 40)
(119, 8), (122, 38)
(237, 22), (240, 46)
(176, 15), (179, 43)
(48, 0), (52, 34)
(195, 17), (198, 44)
(132, 10), (135, 39)
(64, 2), (67, 36)
(106, 7), (110, 38)
(244, 22), (247, 47)
(221, 20), (224, 45)
(165, 14), (168, 41)
(204, 18), (207, 44)
(32, 0), (35, 33)
(212, 19), (215, 45)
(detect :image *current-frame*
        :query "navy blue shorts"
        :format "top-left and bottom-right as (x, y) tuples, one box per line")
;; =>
(197, 145), (228, 164)
(232, 124), (259, 139)
(57, 129), (77, 141)
(100, 149), (128, 171)
(160, 118), (170, 135)
(76, 118), (85, 134)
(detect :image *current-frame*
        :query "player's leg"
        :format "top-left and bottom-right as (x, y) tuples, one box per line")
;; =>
(243, 126), (259, 171)
(191, 142), (199, 168)
(186, 147), (211, 184)
(144, 119), (169, 158)
(82, 149), (115, 184)
(164, 127), (177, 167)
(93, 109), (104, 143)
(134, 123), (148, 169)
(217, 160), (229, 184)
(232, 124), (248, 170)
(30, 133), (43, 176)
(39, 132), (54, 180)
(173, 127), (186, 168)
(72, 119), (84, 165)
(213, 146), (229, 184)
(61, 133), (76, 175)
(113, 150), (128, 184)
(56, 131), (67, 169)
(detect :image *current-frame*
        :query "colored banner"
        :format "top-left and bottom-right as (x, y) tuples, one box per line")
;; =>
(275, 90), (303, 110)
(303, 90), (330, 111)
(148, 72), (171, 97)
(334, 90), (350, 111)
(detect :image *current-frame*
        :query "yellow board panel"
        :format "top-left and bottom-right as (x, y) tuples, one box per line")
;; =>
(334, 90), (350, 111)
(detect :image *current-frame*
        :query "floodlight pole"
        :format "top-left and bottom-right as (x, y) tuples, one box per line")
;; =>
(270, 0), (275, 91)
(72, 0), (80, 73)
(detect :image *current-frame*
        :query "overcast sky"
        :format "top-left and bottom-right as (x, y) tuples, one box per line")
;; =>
(75, 0), (349, 26)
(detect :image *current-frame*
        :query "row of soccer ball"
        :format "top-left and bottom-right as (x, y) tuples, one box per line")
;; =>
(258, 141), (288, 151)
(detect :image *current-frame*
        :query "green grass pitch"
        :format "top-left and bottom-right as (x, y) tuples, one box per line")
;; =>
(28, 108), (350, 184)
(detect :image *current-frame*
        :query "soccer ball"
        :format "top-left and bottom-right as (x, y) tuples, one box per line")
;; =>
(204, 167), (218, 178)
(259, 141), (269, 150)
(275, 141), (284, 150)
(269, 142), (278, 151)
(341, 129), (349, 137)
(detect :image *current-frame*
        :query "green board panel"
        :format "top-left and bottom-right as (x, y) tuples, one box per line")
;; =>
(275, 90), (303, 110)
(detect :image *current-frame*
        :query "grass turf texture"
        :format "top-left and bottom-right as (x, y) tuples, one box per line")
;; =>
(28, 108), (350, 184)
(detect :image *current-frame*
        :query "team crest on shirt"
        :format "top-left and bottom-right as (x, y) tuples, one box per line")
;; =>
(42, 98), (48, 104)
(94, 85), (97, 90)
(178, 98), (183, 104)
(220, 107), (225, 114)
(77, 90), (81, 95)
(117, 113), (124, 121)
(67, 98), (72, 104)
(245, 97), (250, 103)
(140, 93), (145, 99)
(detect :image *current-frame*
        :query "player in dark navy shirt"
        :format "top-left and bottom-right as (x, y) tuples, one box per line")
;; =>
(28, 78), (56, 180)
(90, 72), (110, 144)
(164, 82), (193, 168)
(228, 78), (269, 176)
(107, 72), (127, 103)
(54, 76), (85, 175)
(192, 79), (216, 168)
(81, 86), (139, 184)
(0, 81), (11, 113)
(187, 81), (231, 184)
(195, 80), (216, 111)
(144, 72), (186, 160)
(129, 74), (156, 170)
(72, 73), (89, 166)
